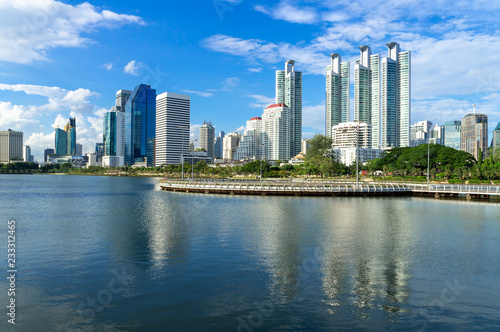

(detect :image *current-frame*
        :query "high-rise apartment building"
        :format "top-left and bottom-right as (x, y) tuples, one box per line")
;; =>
(154, 92), (190, 166)
(223, 132), (242, 161)
(354, 46), (381, 148)
(325, 53), (350, 137)
(234, 117), (262, 161)
(125, 84), (156, 166)
(331, 122), (372, 149)
(443, 120), (462, 150)
(381, 42), (411, 149)
(261, 103), (291, 161)
(461, 113), (488, 160)
(0, 129), (23, 163)
(199, 121), (215, 159)
(276, 60), (302, 157)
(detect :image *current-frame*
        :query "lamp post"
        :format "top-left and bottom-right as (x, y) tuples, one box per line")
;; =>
(427, 140), (430, 187)
(179, 126), (189, 181)
(191, 138), (197, 180)
(259, 144), (265, 182)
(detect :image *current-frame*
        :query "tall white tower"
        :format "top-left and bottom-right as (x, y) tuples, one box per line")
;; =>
(326, 53), (350, 137)
(276, 60), (302, 157)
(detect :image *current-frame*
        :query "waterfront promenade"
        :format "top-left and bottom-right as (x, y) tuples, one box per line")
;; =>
(160, 180), (500, 201)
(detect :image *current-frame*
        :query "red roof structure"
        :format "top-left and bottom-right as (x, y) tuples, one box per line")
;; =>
(265, 103), (287, 110)
(249, 117), (262, 121)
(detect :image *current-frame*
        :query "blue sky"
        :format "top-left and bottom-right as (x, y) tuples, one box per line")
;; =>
(1, 0), (499, 162)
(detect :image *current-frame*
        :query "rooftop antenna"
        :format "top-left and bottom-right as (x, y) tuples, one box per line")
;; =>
(472, 104), (476, 114)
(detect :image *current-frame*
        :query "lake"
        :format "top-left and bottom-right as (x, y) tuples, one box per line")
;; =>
(0, 174), (499, 331)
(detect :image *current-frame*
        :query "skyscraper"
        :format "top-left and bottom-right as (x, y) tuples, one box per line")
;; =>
(493, 123), (500, 152)
(443, 120), (462, 150)
(44, 148), (54, 163)
(381, 42), (411, 149)
(276, 60), (302, 157)
(261, 103), (291, 161)
(75, 143), (82, 157)
(234, 117), (262, 161)
(103, 110), (125, 157)
(354, 46), (380, 148)
(55, 128), (67, 155)
(125, 84), (156, 166)
(115, 90), (132, 112)
(0, 129), (23, 163)
(223, 132), (242, 161)
(65, 117), (77, 156)
(325, 53), (350, 137)
(23, 145), (32, 162)
(214, 131), (225, 159)
(461, 113), (488, 160)
(54, 118), (77, 156)
(154, 92), (190, 166)
(199, 121), (215, 159)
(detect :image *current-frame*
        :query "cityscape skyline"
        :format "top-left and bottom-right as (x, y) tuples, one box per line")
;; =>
(0, 1), (499, 162)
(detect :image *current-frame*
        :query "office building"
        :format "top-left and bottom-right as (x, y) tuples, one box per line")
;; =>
(461, 112), (488, 160)
(125, 84), (156, 166)
(223, 132), (242, 161)
(54, 118), (77, 156)
(443, 120), (462, 150)
(325, 53), (349, 136)
(23, 145), (32, 162)
(429, 124), (444, 145)
(95, 143), (104, 159)
(44, 148), (54, 163)
(75, 143), (82, 157)
(103, 110), (125, 157)
(492, 122), (500, 152)
(276, 60), (302, 157)
(354, 46), (381, 148)
(115, 89), (132, 112)
(0, 129), (23, 163)
(154, 92), (190, 166)
(234, 117), (262, 161)
(199, 121), (215, 159)
(331, 122), (372, 149)
(214, 131), (225, 159)
(381, 42), (411, 149)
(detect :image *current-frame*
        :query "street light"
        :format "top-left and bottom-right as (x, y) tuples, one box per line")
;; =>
(259, 144), (265, 182)
(191, 138), (197, 180)
(427, 140), (430, 187)
(178, 126), (189, 181)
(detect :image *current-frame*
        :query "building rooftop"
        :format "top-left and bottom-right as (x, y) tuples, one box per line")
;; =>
(495, 122), (500, 131)
(249, 117), (262, 121)
(265, 103), (288, 110)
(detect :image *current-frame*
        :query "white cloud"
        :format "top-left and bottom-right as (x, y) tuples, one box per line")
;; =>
(248, 68), (262, 73)
(248, 94), (275, 108)
(0, 0), (144, 63)
(103, 63), (113, 70)
(0, 83), (105, 161)
(235, 125), (245, 133)
(190, 124), (202, 145)
(124, 60), (143, 75)
(222, 77), (240, 90)
(181, 89), (214, 97)
(254, 2), (318, 24)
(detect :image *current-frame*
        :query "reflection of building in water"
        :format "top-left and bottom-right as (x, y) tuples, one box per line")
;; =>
(318, 199), (412, 318)
(248, 198), (302, 303)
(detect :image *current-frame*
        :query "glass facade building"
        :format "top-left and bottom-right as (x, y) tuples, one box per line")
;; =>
(443, 120), (461, 150)
(125, 84), (157, 166)
(103, 111), (117, 156)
